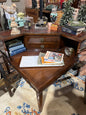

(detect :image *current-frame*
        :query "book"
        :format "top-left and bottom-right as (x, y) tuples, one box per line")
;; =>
(10, 47), (26, 56)
(38, 52), (58, 65)
(7, 39), (23, 48)
(44, 51), (64, 63)
(41, 56), (64, 65)
(37, 52), (45, 65)
(63, 24), (86, 32)
(62, 26), (82, 35)
(9, 44), (24, 52)
(37, 52), (64, 66)
(19, 55), (64, 68)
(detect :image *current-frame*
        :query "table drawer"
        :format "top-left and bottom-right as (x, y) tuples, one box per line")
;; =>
(28, 37), (58, 43)
(24, 35), (60, 51)
(28, 42), (58, 48)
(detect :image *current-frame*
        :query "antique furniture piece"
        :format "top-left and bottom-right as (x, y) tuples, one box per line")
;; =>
(8, 18), (25, 29)
(0, 25), (86, 112)
(0, 50), (21, 96)
(25, 8), (39, 23)
(26, 0), (59, 22)
(25, 0), (60, 22)
(25, 7), (51, 22)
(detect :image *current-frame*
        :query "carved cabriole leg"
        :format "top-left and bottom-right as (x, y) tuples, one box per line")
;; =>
(36, 92), (43, 112)
(84, 76), (86, 103)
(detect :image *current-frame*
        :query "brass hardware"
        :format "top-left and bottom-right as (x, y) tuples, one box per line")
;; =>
(40, 38), (44, 42)
(40, 45), (44, 49)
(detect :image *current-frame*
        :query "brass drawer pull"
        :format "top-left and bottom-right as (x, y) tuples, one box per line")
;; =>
(40, 45), (44, 49)
(40, 38), (44, 42)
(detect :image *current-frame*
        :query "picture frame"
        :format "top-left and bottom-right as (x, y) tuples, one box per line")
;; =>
(12, 0), (19, 2)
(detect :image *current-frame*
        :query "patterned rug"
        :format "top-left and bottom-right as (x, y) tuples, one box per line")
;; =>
(0, 73), (86, 115)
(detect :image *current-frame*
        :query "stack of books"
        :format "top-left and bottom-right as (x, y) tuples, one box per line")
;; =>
(62, 24), (86, 35)
(7, 39), (26, 56)
(62, 21), (86, 35)
(38, 51), (64, 66)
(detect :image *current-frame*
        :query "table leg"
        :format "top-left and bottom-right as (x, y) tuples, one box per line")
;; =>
(36, 92), (43, 112)
(84, 76), (86, 103)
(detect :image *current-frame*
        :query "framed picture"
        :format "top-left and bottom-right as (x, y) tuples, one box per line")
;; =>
(12, 0), (19, 2)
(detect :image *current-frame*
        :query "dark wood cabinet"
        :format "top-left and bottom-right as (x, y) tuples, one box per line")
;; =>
(0, 26), (85, 57)
(24, 35), (60, 52)
(25, 7), (51, 22)
(25, 8), (39, 23)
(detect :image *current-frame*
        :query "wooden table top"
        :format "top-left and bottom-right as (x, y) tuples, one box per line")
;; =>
(10, 49), (76, 93)
(0, 26), (86, 43)
(0, 25), (85, 92)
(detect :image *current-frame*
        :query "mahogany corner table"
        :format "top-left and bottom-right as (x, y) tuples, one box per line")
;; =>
(0, 26), (86, 112)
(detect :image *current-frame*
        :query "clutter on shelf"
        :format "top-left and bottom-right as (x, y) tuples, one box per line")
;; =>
(6, 39), (26, 56)
(38, 51), (64, 66)
(10, 17), (20, 35)
(1, 3), (21, 34)
(24, 16), (33, 29)
(35, 16), (48, 29)
(17, 12), (24, 19)
(50, 5), (58, 23)
(61, 21), (86, 35)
